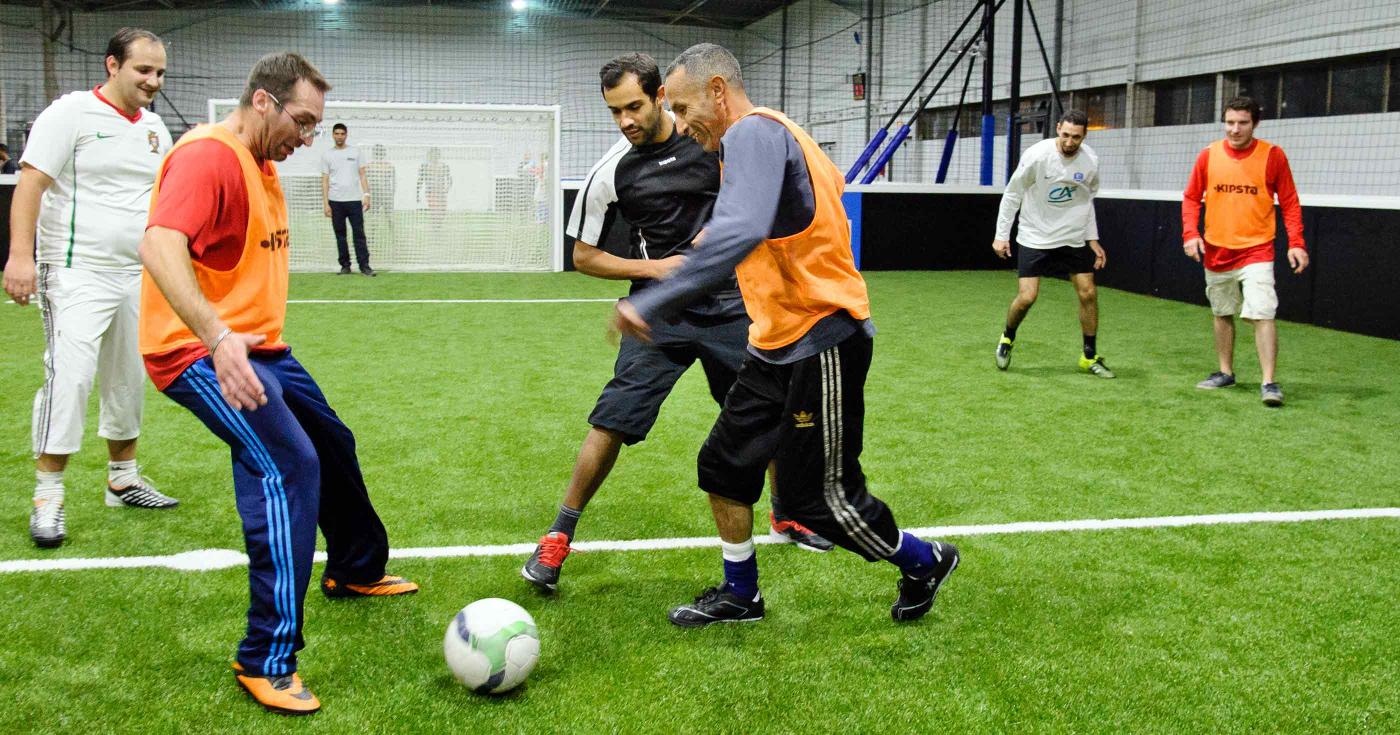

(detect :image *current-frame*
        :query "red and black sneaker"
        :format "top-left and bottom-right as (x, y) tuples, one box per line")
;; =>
(521, 531), (572, 592)
(769, 512), (834, 552)
(320, 573), (419, 599)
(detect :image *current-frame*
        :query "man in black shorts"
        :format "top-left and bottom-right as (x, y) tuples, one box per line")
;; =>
(521, 53), (830, 593)
(992, 110), (1114, 378)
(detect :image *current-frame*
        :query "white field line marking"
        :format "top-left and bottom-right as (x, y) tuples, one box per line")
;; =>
(286, 298), (618, 304)
(2, 507), (1395, 574)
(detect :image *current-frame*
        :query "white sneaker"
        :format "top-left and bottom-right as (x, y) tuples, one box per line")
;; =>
(30, 499), (66, 548)
(106, 476), (179, 509)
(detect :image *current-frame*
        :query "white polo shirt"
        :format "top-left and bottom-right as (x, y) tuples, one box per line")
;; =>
(995, 138), (1100, 249)
(21, 88), (172, 272)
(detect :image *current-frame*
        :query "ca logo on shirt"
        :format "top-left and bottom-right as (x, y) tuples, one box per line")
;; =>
(148, 131), (161, 154)
(1048, 185), (1076, 203)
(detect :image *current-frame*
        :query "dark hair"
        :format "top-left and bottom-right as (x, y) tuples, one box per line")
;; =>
(333, 123), (347, 133)
(1058, 109), (1088, 128)
(104, 27), (162, 70)
(238, 52), (331, 107)
(600, 53), (661, 98)
(0, 143), (9, 154)
(1223, 96), (1261, 124)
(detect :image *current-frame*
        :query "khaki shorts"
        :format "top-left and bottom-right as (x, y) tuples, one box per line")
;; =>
(1204, 261), (1277, 320)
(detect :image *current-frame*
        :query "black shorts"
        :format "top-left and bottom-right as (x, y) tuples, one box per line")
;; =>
(1017, 244), (1094, 278)
(588, 312), (750, 445)
(696, 333), (900, 561)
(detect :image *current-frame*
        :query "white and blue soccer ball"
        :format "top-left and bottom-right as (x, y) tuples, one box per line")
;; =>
(443, 597), (540, 694)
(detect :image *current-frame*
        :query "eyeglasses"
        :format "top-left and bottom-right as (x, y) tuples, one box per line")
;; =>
(264, 90), (322, 140)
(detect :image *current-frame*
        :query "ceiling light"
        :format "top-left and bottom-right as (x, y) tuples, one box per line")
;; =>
(511, 0), (527, 10)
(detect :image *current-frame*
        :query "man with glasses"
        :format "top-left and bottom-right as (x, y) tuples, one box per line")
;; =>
(139, 52), (417, 716)
(4, 27), (178, 549)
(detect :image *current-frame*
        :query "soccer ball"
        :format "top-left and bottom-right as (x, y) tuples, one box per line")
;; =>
(443, 598), (540, 694)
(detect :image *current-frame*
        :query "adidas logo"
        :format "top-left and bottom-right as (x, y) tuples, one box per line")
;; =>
(792, 410), (815, 428)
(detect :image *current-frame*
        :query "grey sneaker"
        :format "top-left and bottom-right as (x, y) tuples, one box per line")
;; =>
(995, 337), (1014, 370)
(1261, 382), (1284, 407)
(106, 476), (179, 509)
(30, 499), (66, 548)
(1079, 354), (1116, 379)
(1196, 371), (1236, 389)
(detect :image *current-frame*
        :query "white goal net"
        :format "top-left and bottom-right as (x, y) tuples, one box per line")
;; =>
(208, 100), (561, 272)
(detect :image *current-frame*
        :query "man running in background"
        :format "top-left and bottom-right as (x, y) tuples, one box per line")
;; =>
(992, 109), (1113, 378)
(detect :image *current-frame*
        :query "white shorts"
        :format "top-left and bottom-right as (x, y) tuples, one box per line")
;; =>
(31, 265), (145, 456)
(1204, 261), (1277, 321)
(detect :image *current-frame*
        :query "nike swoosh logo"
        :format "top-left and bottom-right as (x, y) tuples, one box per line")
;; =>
(95, 133), (115, 139)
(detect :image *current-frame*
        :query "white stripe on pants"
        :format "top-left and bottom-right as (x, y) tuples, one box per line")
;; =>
(31, 265), (144, 455)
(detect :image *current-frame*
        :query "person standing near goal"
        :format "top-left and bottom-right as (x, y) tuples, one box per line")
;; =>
(991, 109), (1112, 378)
(1182, 96), (1307, 407)
(521, 52), (832, 594)
(3, 27), (179, 549)
(615, 43), (960, 627)
(321, 122), (374, 276)
(139, 52), (418, 716)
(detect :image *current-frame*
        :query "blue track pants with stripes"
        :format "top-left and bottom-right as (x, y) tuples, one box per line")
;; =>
(163, 350), (390, 676)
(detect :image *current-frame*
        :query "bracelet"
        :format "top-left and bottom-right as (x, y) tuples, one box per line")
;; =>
(209, 327), (233, 356)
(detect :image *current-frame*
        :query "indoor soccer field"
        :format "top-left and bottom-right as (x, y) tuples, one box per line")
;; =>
(2, 271), (1397, 732)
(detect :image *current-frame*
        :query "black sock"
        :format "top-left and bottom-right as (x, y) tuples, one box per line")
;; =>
(549, 505), (582, 539)
(1083, 334), (1097, 359)
(1004, 324), (1018, 341)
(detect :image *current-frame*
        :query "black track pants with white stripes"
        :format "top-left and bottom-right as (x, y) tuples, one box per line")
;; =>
(697, 333), (901, 561)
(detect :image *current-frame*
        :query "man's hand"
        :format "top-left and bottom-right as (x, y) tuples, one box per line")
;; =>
(1287, 247), (1309, 274)
(1089, 239), (1106, 270)
(3, 256), (37, 306)
(323, 203), (332, 218)
(650, 255), (686, 280)
(611, 300), (652, 343)
(1183, 237), (1204, 262)
(993, 239), (1012, 259)
(211, 331), (269, 411)
(362, 194), (371, 212)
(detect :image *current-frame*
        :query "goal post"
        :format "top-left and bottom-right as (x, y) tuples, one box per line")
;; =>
(207, 99), (562, 272)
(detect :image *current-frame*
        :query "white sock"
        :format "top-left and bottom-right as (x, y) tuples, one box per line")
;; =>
(108, 459), (139, 490)
(35, 470), (65, 503)
(720, 538), (755, 563)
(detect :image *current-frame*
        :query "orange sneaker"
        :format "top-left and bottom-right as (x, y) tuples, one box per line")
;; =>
(233, 662), (320, 716)
(321, 573), (420, 598)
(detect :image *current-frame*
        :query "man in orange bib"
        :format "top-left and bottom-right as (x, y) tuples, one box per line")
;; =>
(138, 53), (417, 716)
(616, 43), (960, 628)
(1182, 96), (1307, 407)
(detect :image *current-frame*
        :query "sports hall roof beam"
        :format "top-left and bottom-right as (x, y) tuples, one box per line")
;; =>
(589, 0), (609, 17)
(666, 0), (710, 26)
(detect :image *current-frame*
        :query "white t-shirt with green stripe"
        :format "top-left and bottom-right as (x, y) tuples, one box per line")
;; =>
(21, 88), (172, 272)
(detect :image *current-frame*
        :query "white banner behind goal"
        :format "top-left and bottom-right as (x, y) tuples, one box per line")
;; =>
(208, 100), (562, 272)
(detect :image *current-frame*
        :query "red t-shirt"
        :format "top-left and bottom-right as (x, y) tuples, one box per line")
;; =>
(143, 138), (287, 390)
(1181, 140), (1305, 272)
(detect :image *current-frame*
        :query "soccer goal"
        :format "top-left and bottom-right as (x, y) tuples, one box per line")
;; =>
(207, 100), (562, 272)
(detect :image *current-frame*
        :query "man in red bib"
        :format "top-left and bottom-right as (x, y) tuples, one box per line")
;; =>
(139, 53), (416, 716)
(1182, 96), (1307, 407)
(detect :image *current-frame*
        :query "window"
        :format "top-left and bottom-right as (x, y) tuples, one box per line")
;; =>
(1071, 86), (1126, 129)
(1331, 59), (1385, 115)
(1154, 75), (1215, 126)
(1280, 66), (1327, 118)
(1018, 96), (1051, 135)
(1236, 71), (1279, 118)
(1391, 58), (1400, 112)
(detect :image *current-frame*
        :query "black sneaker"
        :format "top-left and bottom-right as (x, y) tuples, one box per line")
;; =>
(891, 540), (960, 622)
(1196, 371), (1236, 389)
(668, 584), (764, 628)
(360, 266), (377, 277)
(521, 531), (571, 592)
(1261, 382), (1284, 407)
(337, 265), (352, 275)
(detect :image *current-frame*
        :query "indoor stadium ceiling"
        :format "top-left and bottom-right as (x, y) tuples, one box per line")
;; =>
(3, 0), (805, 30)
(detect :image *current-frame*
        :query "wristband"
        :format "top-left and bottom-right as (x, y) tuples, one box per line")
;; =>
(209, 327), (233, 356)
